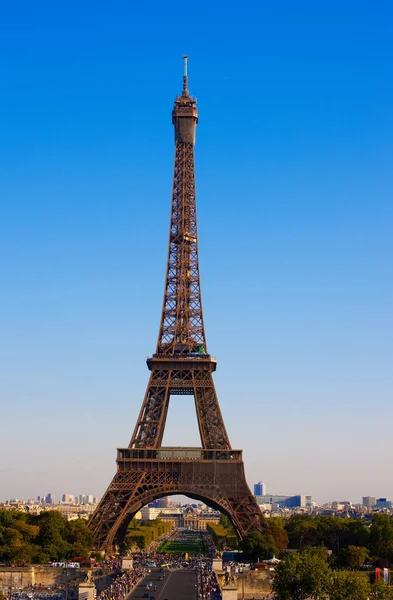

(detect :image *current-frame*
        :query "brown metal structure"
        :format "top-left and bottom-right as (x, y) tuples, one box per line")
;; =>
(89, 57), (264, 549)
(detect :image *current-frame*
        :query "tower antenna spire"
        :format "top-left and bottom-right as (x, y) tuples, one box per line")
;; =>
(183, 54), (189, 95)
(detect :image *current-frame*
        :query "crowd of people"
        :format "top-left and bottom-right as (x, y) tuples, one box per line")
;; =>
(197, 564), (222, 600)
(3, 531), (223, 600)
(97, 566), (149, 600)
(95, 531), (221, 600)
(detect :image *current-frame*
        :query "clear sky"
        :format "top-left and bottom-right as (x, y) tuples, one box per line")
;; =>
(1, 1), (392, 506)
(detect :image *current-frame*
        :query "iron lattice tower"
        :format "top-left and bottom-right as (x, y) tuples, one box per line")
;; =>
(89, 58), (264, 549)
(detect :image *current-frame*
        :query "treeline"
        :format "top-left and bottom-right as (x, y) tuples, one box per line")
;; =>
(124, 519), (172, 550)
(0, 510), (172, 563)
(211, 512), (393, 567)
(274, 547), (393, 600)
(211, 514), (288, 559)
(283, 513), (393, 567)
(207, 520), (238, 550)
(0, 510), (92, 564)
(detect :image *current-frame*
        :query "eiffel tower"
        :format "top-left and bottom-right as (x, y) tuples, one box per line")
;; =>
(89, 57), (264, 549)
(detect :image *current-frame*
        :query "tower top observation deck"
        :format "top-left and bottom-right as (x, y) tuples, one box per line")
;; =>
(172, 55), (198, 144)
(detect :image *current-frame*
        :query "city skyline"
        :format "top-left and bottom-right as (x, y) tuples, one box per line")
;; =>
(1, 4), (392, 505)
(2, 487), (393, 510)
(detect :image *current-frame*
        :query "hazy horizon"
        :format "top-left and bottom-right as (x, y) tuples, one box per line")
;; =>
(1, 3), (392, 508)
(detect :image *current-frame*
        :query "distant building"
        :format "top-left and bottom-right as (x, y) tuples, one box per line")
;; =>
(255, 494), (312, 508)
(56, 503), (96, 519)
(62, 494), (75, 504)
(159, 506), (220, 530)
(254, 482), (267, 496)
(150, 497), (170, 509)
(376, 498), (392, 509)
(45, 493), (55, 505)
(331, 501), (352, 511)
(362, 496), (376, 508)
(141, 506), (182, 520)
(156, 496), (169, 508)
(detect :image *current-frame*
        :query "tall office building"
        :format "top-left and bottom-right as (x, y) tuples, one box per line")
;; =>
(256, 494), (312, 508)
(45, 493), (55, 505)
(62, 494), (75, 504)
(362, 496), (376, 508)
(254, 482), (267, 496)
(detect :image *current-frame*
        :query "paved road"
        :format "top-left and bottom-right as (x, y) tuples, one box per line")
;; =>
(127, 568), (197, 600)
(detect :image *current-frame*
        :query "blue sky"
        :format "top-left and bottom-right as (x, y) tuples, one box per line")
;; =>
(1, 1), (392, 505)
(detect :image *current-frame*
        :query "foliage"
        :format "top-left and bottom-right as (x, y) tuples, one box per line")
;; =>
(241, 518), (288, 561)
(273, 547), (331, 600)
(125, 519), (172, 551)
(219, 514), (232, 528)
(269, 518), (289, 553)
(210, 515), (289, 557)
(207, 522), (238, 550)
(329, 571), (370, 600)
(284, 513), (393, 565)
(370, 515), (393, 562)
(0, 510), (92, 564)
(340, 544), (368, 568)
(273, 538), (393, 600)
(371, 582), (393, 600)
(242, 531), (277, 561)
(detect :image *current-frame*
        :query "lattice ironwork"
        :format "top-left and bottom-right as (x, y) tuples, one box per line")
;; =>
(88, 57), (264, 550)
(89, 457), (263, 550)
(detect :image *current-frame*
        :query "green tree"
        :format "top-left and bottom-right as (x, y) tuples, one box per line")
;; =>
(370, 515), (393, 562)
(341, 519), (369, 549)
(31, 548), (50, 564)
(0, 510), (21, 528)
(9, 541), (34, 564)
(341, 545), (368, 568)
(66, 519), (93, 558)
(0, 510), (94, 564)
(13, 520), (39, 540)
(269, 518), (289, 553)
(371, 582), (393, 600)
(284, 514), (371, 556)
(242, 531), (277, 561)
(285, 515), (319, 549)
(273, 547), (331, 600)
(207, 523), (237, 550)
(329, 571), (370, 600)
(219, 514), (232, 529)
